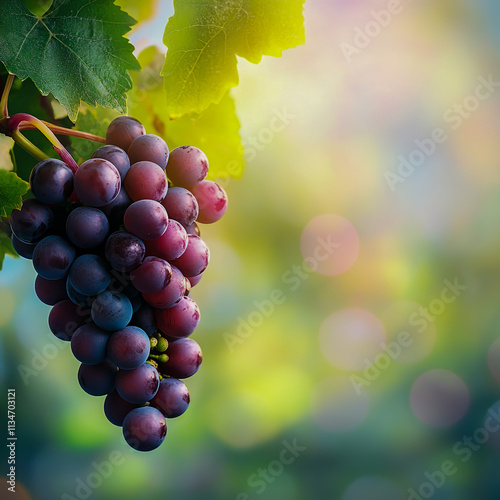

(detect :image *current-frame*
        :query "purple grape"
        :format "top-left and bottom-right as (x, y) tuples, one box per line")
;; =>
(101, 188), (132, 229)
(183, 222), (200, 236)
(71, 323), (110, 365)
(29, 158), (74, 204)
(161, 187), (199, 227)
(124, 200), (168, 241)
(106, 116), (145, 152)
(151, 378), (190, 418)
(115, 362), (160, 404)
(166, 146), (208, 188)
(122, 406), (166, 452)
(142, 265), (186, 309)
(66, 278), (95, 309)
(124, 161), (168, 202)
(171, 234), (209, 277)
(190, 180), (228, 224)
(155, 297), (200, 339)
(92, 145), (131, 180)
(32, 235), (76, 280)
(145, 220), (188, 261)
(105, 231), (145, 272)
(188, 273), (203, 287)
(35, 275), (68, 305)
(130, 256), (172, 294)
(131, 304), (157, 336)
(11, 234), (36, 259)
(65, 207), (109, 249)
(104, 390), (141, 426)
(78, 361), (117, 396)
(10, 199), (54, 243)
(107, 326), (150, 370)
(128, 134), (169, 170)
(159, 338), (202, 379)
(48, 299), (87, 341)
(68, 254), (111, 296)
(74, 158), (121, 207)
(91, 291), (133, 331)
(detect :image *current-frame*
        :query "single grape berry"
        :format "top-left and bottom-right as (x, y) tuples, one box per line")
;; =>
(130, 304), (157, 336)
(32, 235), (76, 280)
(74, 158), (121, 207)
(105, 231), (145, 272)
(128, 134), (169, 170)
(124, 200), (168, 241)
(150, 378), (190, 418)
(35, 276), (68, 305)
(10, 199), (54, 243)
(166, 146), (208, 188)
(30, 158), (74, 204)
(159, 338), (202, 379)
(92, 145), (131, 180)
(78, 361), (117, 396)
(104, 390), (141, 427)
(68, 254), (111, 296)
(106, 116), (145, 152)
(142, 265), (186, 309)
(71, 323), (110, 365)
(155, 297), (200, 338)
(171, 234), (209, 277)
(145, 220), (188, 261)
(91, 291), (133, 331)
(130, 256), (172, 294)
(65, 207), (109, 249)
(122, 406), (166, 452)
(48, 299), (87, 341)
(115, 362), (160, 404)
(124, 161), (168, 202)
(161, 187), (199, 227)
(107, 326), (150, 370)
(190, 180), (228, 224)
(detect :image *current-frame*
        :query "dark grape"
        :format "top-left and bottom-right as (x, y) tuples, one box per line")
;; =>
(35, 276), (68, 305)
(104, 390), (140, 426)
(124, 200), (168, 241)
(101, 188), (132, 229)
(171, 234), (209, 277)
(78, 361), (117, 396)
(74, 158), (121, 207)
(161, 187), (199, 227)
(155, 297), (200, 338)
(128, 134), (169, 170)
(91, 291), (133, 331)
(65, 207), (109, 249)
(190, 180), (228, 224)
(159, 338), (202, 379)
(130, 256), (172, 294)
(105, 231), (145, 272)
(145, 220), (188, 261)
(107, 326), (150, 369)
(32, 235), (76, 280)
(48, 299), (87, 341)
(150, 378), (190, 418)
(68, 254), (111, 296)
(166, 146), (208, 188)
(29, 158), (74, 204)
(124, 161), (168, 202)
(106, 116), (145, 152)
(66, 278), (95, 308)
(71, 323), (110, 365)
(92, 145), (131, 180)
(142, 265), (186, 309)
(131, 304), (157, 336)
(10, 199), (54, 243)
(11, 234), (36, 259)
(184, 222), (201, 237)
(115, 362), (160, 404)
(122, 406), (166, 452)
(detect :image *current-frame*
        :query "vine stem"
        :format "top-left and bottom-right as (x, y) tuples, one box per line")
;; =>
(0, 74), (14, 120)
(9, 113), (79, 173)
(18, 121), (106, 144)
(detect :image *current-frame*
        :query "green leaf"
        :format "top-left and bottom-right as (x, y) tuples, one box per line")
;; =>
(0, 231), (17, 271)
(129, 47), (244, 179)
(0, 0), (141, 121)
(0, 170), (30, 217)
(162, 0), (305, 118)
(115, 0), (159, 28)
(0, 136), (15, 172)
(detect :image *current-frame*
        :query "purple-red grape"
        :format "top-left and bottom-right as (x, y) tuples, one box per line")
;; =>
(122, 406), (166, 452)
(171, 234), (209, 277)
(10, 199), (54, 243)
(145, 220), (188, 261)
(30, 159), (74, 204)
(161, 187), (198, 226)
(106, 116), (145, 152)
(124, 200), (168, 241)
(105, 231), (145, 272)
(166, 146), (208, 188)
(124, 161), (168, 202)
(65, 207), (109, 249)
(107, 326), (150, 370)
(130, 256), (172, 294)
(159, 338), (202, 379)
(74, 158), (121, 207)
(32, 235), (76, 280)
(115, 362), (160, 404)
(128, 134), (169, 170)
(190, 180), (228, 224)
(155, 297), (200, 338)
(92, 145), (131, 180)
(142, 265), (186, 309)
(150, 378), (190, 418)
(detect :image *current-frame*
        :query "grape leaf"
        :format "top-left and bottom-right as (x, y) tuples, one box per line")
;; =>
(0, 170), (30, 217)
(129, 47), (244, 179)
(115, 0), (159, 28)
(0, 231), (17, 271)
(162, 0), (305, 118)
(0, 0), (140, 121)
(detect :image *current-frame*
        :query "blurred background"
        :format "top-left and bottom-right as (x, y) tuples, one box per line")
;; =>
(2, 0), (500, 498)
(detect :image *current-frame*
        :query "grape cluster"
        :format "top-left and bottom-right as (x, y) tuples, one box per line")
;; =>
(10, 116), (228, 452)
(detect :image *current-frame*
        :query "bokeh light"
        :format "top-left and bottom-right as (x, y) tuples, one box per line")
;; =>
(340, 475), (404, 500)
